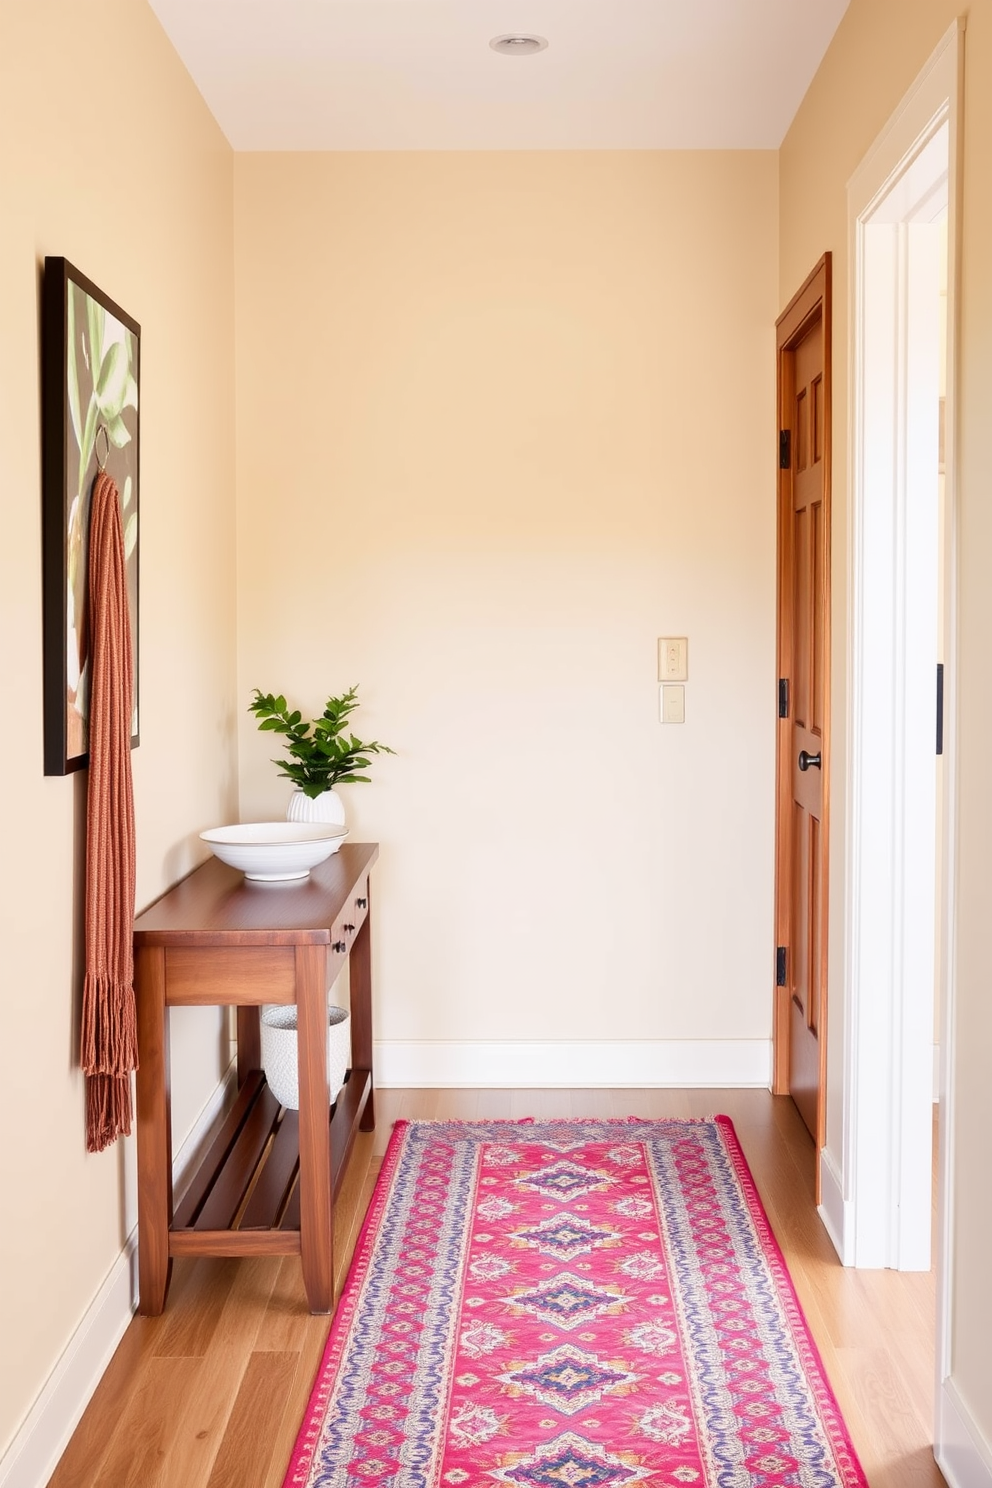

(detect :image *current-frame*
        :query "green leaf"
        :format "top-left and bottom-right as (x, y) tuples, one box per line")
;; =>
(67, 289), (82, 450)
(95, 341), (129, 419)
(123, 368), (138, 412)
(123, 511), (138, 560)
(106, 413), (131, 448)
(78, 394), (99, 497)
(275, 695), (287, 713)
(68, 506), (81, 596)
(121, 475), (133, 511)
(85, 294), (105, 380)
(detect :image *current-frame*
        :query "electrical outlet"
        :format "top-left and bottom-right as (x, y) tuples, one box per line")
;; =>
(658, 637), (688, 682)
(660, 684), (685, 724)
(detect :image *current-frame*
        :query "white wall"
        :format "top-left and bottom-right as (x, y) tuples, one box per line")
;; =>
(234, 151), (780, 1084)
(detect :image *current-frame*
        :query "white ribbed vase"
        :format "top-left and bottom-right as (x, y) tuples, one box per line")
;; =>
(286, 787), (346, 827)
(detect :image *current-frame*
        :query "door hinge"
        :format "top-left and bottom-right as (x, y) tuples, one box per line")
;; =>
(779, 429), (791, 470)
(776, 946), (787, 988)
(778, 678), (789, 719)
(936, 663), (944, 756)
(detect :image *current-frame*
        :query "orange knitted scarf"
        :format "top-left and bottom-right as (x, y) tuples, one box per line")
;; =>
(80, 469), (137, 1152)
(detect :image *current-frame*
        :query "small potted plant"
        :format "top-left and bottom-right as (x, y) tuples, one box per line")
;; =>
(249, 685), (394, 825)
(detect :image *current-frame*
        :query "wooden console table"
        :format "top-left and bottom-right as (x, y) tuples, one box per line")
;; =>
(132, 841), (379, 1316)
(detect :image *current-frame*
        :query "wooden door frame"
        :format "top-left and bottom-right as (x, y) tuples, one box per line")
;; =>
(773, 255), (832, 1174)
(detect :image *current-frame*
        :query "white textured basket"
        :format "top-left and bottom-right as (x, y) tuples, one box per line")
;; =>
(260, 1004), (350, 1110)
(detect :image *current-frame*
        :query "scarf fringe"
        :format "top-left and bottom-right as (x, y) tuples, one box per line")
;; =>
(80, 971), (139, 1076)
(85, 1073), (133, 1153)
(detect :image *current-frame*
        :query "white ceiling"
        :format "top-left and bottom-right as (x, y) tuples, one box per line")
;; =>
(148, 0), (850, 152)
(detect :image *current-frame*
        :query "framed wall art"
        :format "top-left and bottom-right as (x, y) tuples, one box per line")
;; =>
(42, 258), (140, 774)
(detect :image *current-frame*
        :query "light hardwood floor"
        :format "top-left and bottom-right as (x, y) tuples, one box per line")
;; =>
(47, 1089), (944, 1488)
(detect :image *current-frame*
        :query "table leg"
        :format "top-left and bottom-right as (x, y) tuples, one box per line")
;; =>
(237, 1006), (261, 1085)
(296, 944), (333, 1313)
(135, 945), (173, 1315)
(351, 886), (375, 1133)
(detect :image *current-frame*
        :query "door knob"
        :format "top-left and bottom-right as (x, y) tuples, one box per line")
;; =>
(798, 750), (822, 772)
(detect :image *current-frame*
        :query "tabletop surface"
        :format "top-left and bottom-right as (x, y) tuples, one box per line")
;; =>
(132, 842), (379, 946)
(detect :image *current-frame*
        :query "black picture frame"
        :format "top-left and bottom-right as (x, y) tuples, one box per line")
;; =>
(42, 258), (140, 775)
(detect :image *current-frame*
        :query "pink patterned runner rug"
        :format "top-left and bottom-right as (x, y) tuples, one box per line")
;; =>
(284, 1117), (868, 1488)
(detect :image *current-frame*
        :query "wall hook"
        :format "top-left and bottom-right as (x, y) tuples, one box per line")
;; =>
(95, 423), (110, 473)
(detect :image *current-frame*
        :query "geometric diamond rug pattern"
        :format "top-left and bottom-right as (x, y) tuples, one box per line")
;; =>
(283, 1117), (869, 1487)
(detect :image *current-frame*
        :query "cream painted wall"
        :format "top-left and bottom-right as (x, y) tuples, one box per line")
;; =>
(0, 0), (236, 1458)
(234, 153), (779, 1060)
(780, 0), (992, 1451)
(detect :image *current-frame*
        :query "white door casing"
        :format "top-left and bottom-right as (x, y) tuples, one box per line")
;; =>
(841, 11), (965, 1476)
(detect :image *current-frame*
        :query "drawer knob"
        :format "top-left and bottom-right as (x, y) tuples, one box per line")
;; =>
(343, 923), (355, 933)
(356, 896), (368, 910)
(332, 940), (347, 954)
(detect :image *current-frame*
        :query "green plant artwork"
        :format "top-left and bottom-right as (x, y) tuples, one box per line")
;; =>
(65, 281), (139, 761)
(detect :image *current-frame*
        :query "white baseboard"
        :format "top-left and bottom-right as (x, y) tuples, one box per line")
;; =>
(817, 1145), (853, 1265)
(373, 1039), (772, 1089)
(937, 1377), (992, 1488)
(0, 1063), (238, 1488)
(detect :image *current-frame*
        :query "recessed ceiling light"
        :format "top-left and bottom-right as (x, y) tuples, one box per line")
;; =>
(489, 34), (548, 56)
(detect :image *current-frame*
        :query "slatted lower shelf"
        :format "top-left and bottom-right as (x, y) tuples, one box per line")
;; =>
(168, 1066), (372, 1259)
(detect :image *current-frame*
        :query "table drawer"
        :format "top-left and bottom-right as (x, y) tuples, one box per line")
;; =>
(165, 946), (296, 1005)
(329, 873), (370, 960)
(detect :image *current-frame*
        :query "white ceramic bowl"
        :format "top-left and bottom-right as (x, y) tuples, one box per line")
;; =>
(199, 821), (348, 881)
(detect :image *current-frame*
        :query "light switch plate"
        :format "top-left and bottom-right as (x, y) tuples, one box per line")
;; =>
(658, 637), (688, 682)
(660, 684), (685, 724)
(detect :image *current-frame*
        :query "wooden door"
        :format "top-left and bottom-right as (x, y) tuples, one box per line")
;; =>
(774, 256), (831, 1156)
